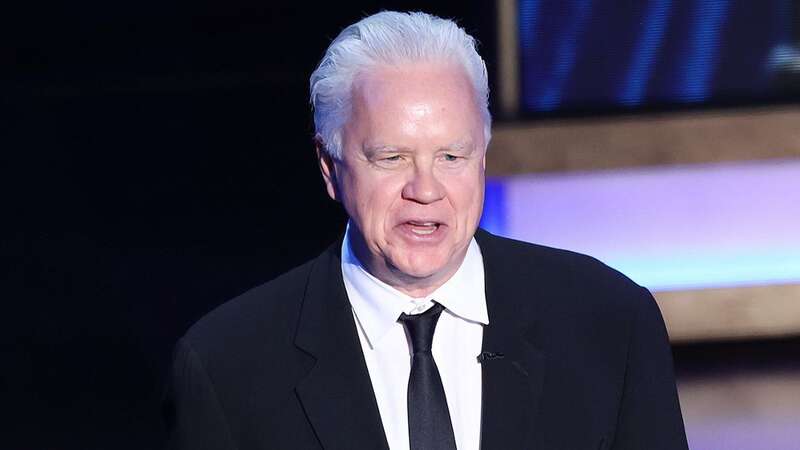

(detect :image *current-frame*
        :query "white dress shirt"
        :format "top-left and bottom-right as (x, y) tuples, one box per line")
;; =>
(341, 225), (488, 450)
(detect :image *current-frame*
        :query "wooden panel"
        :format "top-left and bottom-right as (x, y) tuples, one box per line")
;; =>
(679, 369), (800, 449)
(654, 283), (800, 344)
(487, 106), (800, 176)
(496, 0), (520, 118)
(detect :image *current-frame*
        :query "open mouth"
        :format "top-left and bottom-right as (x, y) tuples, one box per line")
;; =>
(406, 221), (441, 236)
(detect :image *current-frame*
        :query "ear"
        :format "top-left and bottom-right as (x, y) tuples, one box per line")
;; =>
(316, 138), (340, 202)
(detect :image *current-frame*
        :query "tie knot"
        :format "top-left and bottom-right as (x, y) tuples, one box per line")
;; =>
(398, 302), (445, 354)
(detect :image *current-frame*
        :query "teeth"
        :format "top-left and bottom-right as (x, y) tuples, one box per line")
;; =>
(409, 222), (438, 235)
(411, 227), (436, 235)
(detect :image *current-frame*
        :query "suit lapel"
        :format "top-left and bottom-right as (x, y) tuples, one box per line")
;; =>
(294, 241), (389, 450)
(476, 229), (547, 449)
(292, 230), (546, 449)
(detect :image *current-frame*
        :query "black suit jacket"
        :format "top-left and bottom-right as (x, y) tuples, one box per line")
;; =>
(164, 229), (688, 449)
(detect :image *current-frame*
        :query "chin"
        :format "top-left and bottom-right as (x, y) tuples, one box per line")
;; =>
(395, 264), (444, 280)
(393, 250), (451, 280)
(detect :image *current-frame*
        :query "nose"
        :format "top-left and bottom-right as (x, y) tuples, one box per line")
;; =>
(401, 164), (445, 204)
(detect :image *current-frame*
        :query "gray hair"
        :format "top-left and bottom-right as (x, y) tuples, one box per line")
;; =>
(309, 11), (492, 159)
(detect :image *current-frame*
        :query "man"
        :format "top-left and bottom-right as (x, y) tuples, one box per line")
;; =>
(164, 11), (689, 450)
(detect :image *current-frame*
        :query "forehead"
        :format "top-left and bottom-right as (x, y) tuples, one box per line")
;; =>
(347, 62), (483, 142)
(352, 62), (477, 111)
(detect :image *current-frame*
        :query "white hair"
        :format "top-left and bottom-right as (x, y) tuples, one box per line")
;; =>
(309, 11), (492, 159)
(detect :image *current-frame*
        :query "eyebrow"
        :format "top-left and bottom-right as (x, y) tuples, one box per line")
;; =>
(363, 140), (475, 155)
(444, 140), (474, 153)
(363, 144), (409, 154)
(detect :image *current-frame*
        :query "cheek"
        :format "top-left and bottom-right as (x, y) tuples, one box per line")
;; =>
(351, 176), (405, 235)
(373, 183), (404, 222)
(451, 174), (485, 217)
(339, 174), (373, 228)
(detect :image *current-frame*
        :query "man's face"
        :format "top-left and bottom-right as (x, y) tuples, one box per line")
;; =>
(319, 62), (486, 296)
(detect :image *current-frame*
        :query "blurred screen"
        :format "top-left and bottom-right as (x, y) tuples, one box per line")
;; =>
(517, 0), (800, 113)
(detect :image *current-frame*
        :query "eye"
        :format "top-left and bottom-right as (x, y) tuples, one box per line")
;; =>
(374, 154), (405, 167)
(443, 153), (459, 162)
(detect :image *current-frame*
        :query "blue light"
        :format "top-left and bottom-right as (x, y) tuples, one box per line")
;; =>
(610, 250), (800, 291)
(535, 0), (594, 111)
(518, 0), (789, 112)
(619, 0), (674, 106)
(479, 179), (507, 235)
(676, 0), (730, 102)
(480, 159), (800, 292)
(519, 0), (542, 113)
(518, 0), (542, 52)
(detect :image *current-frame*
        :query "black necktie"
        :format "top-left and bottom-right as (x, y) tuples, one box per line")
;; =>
(398, 302), (458, 450)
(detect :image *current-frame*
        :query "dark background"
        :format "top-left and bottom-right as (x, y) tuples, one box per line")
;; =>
(5, 1), (799, 448)
(4, 2), (493, 448)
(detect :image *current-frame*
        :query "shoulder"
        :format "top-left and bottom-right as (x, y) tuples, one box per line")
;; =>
(475, 228), (651, 316)
(476, 229), (668, 370)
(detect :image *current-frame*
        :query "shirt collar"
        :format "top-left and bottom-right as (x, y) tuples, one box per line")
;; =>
(341, 222), (488, 349)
